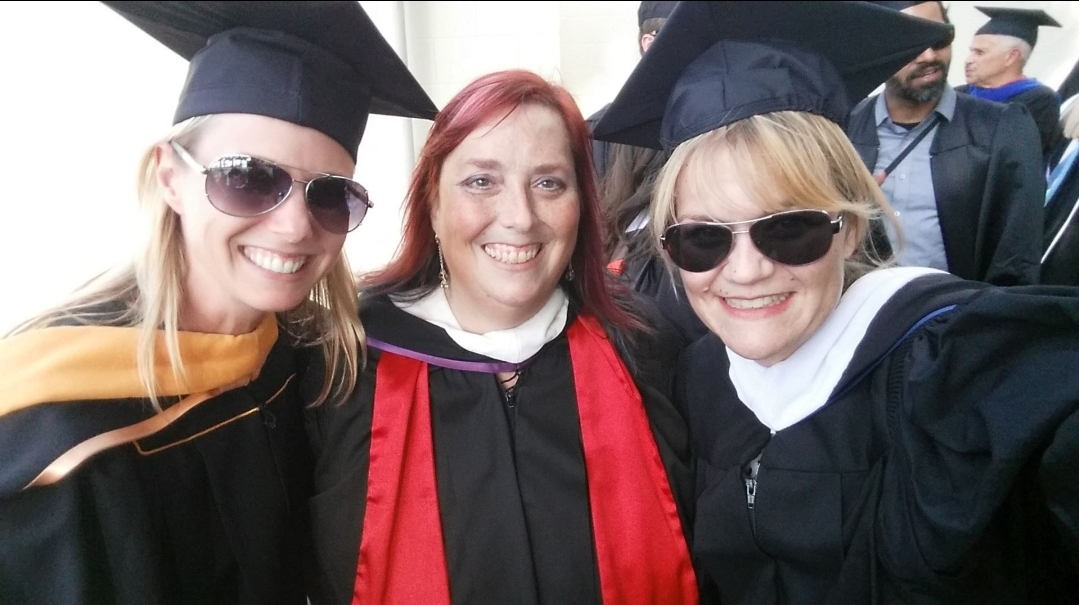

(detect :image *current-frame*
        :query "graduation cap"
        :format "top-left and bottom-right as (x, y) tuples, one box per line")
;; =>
(593, 1), (955, 150)
(867, 1), (934, 10)
(638, 1), (678, 26)
(102, 1), (438, 159)
(974, 6), (1061, 48)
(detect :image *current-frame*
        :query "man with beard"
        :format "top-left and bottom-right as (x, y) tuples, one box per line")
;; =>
(847, 0), (1045, 286)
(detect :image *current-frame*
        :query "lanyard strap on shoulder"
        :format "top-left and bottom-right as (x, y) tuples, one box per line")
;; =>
(882, 113), (942, 179)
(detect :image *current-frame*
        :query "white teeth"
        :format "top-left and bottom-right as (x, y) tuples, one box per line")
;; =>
(725, 293), (789, 309)
(483, 243), (540, 264)
(243, 247), (306, 274)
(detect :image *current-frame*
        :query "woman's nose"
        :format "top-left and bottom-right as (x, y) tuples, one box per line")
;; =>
(721, 231), (774, 283)
(498, 185), (536, 230)
(264, 186), (316, 241)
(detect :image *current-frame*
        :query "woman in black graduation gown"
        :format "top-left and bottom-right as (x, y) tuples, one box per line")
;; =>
(304, 69), (698, 605)
(593, 2), (1079, 604)
(0, 3), (435, 604)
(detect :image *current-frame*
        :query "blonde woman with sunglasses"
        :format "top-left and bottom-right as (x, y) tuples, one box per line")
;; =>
(595, 2), (1079, 603)
(0, 3), (434, 605)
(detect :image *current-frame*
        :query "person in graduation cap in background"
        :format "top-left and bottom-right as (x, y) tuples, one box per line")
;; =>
(594, 1), (1079, 603)
(303, 69), (698, 605)
(586, 0), (678, 182)
(959, 6), (1066, 167)
(0, 2), (435, 605)
(848, 0), (1045, 287)
(592, 1), (710, 348)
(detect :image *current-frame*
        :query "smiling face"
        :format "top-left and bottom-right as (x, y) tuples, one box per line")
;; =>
(432, 103), (580, 332)
(158, 113), (351, 334)
(675, 146), (856, 366)
(885, 1), (952, 105)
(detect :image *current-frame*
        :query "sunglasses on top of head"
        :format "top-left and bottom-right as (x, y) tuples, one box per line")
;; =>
(169, 141), (372, 235)
(661, 209), (844, 272)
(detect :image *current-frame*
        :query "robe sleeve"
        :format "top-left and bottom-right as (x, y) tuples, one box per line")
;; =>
(1024, 88), (1064, 164)
(302, 348), (378, 605)
(875, 285), (1079, 596)
(977, 104), (1045, 286)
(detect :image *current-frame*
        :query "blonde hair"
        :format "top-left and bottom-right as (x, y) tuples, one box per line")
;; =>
(11, 116), (363, 408)
(651, 111), (898, 284)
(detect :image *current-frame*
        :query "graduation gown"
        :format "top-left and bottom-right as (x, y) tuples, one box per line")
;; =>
(1042, 139), (1079, 285)
(847, 92), (1045, 286)
(304, 294), (697, 605)
(0, 317), (314, 605)
(957, 82), (1065, 167)
(680, 273), (1079, 604)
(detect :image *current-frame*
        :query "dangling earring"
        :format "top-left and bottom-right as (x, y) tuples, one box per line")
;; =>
(436, 236), (449, 289)
(564, 265), (575, 282)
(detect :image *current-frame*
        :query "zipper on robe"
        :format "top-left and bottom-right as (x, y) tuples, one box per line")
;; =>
(744, 451), (763, 538)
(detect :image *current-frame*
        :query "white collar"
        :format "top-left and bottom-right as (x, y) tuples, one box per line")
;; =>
(393, 287), (569, 364)
(726, 267), (944, 432)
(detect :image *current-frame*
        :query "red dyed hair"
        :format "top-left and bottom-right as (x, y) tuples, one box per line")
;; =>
(363, 69), (641, 333)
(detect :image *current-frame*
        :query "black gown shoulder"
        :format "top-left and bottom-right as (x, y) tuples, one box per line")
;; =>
(1010, 84), (1065, 165)
(0, 330), (314, 605)
(679, 273), (1079, 604)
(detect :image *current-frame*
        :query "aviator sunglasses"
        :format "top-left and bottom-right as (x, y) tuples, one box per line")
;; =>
(170, 141), (372, 234)
(661, 209), (844, 272)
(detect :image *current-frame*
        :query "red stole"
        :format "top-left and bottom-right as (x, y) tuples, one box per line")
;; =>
(352, 314), (698, 605)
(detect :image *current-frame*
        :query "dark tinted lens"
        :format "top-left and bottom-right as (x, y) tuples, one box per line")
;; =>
(663, 223), (734, 272)
(305, 177), (369, 234)
(204, 156), (292, 217)
(749, 211), (835, 265)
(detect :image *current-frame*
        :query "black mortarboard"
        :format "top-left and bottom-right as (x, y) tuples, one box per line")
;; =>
(593, 1), (955, 150)
(102, 1), (438, 159)
(638, 1), (679, 26)
(974, 6), (1060, 48)
(867, 1), (933, 11)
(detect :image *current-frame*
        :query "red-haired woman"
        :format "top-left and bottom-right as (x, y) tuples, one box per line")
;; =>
(303, 69), (698, 605)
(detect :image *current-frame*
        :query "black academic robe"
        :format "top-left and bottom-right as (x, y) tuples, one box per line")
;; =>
(621, 254), (710, 347)
(304, 295), (695, 605)
(1043, 141), (1079, 285)
(0, 336), (314, 605)
(680, 273), (1079, 605)
(847, 92), (1045, 286)
(957, 83), (1065, 167)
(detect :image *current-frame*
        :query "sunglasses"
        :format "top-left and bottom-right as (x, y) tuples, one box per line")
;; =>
(661, 209), (844, 272)
(170, 141), (372, 234)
